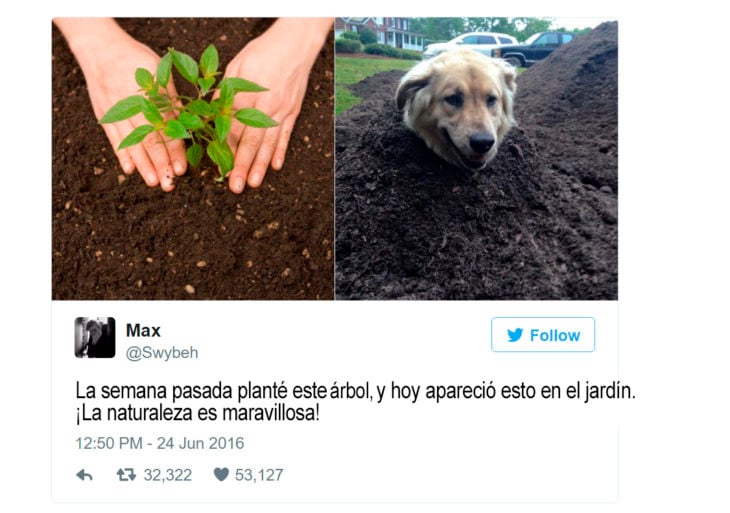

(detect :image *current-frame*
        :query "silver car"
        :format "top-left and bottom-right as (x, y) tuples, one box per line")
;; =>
(423, 32), (518, 59)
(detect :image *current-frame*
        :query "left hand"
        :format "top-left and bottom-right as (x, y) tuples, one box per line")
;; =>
(222, 18), (331, 193)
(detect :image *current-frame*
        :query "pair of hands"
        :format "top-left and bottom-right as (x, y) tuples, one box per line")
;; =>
(78, 21), (322, 193)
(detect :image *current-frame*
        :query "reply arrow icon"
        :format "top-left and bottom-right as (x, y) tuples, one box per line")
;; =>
(76, 469), (93, 481)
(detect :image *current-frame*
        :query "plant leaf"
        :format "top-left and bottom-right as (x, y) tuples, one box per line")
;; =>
(209, 98), (222, 113)
(188, 99), (215, 117)
(186, 143), (203, 167)
(141, 99), (164, 126)
(234, 108), (279, 128)
(135, 68), (154, 90)
(218, 79), (234, 111)
(172, 49), (199, 85)
(178, 112), (204, 130)
(198, 77), (215, 96)
(199, 44), (219, 77)
(99, 95), (145, 124)
(118, 124), (155, 149)
(215, 114), (231, 142)
(163, 119), (190, 139)
(148, 92), (168, 109)
(207, 140), (234, 176)
(220, 77), (268, 93)
(157, 52), (172, 88)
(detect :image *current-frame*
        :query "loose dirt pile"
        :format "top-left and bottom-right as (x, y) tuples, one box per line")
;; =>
(53, 19), (334, 300)
(335, 22), (618, 299)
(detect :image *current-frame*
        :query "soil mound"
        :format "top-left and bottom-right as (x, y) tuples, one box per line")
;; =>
(335, 22), (618, 300)
(517, 21), (618, 191)
(53, 19), (334, 300)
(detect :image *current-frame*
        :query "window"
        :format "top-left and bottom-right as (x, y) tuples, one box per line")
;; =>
(535, 33), (559, 47)
(499, 36), (514, 44)
(462, 35), (479, 44)
(477, 35), (497, 44)
(563, 34), (574, 43)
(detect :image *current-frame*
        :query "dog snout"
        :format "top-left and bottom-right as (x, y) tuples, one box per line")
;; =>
(469, 132), (495, 154)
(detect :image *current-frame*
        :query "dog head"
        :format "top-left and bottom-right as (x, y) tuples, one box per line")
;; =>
(396, 49), (517, 171)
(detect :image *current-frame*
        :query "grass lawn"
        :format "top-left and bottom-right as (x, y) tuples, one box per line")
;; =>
(335, 56), (417, 115)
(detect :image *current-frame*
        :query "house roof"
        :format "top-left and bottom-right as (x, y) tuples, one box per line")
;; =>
(341, 17), (373, 25)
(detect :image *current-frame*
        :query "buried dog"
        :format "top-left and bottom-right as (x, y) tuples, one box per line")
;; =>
(396, 48), (517, 171)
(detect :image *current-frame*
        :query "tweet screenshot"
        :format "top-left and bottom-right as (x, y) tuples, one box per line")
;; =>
(53, 301), (623, 504)
(50, 14), (632, 509)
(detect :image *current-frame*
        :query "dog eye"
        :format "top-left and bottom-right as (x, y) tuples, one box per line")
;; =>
(486, 96), (498, 108)
(444, 94), (463, 108)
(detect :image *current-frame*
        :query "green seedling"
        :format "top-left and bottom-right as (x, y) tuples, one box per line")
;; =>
(99, 44), (277, 182)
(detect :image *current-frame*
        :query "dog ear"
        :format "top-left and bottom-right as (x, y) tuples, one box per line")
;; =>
(496, 59), (518, 123)
(497, 59), (517, 95)
(395, 65), (432, 112)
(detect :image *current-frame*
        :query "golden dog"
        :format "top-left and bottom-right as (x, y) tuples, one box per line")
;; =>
(396, 48), (517, 170)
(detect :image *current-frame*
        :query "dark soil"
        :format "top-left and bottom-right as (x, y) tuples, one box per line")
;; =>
(53, 18), (334, 300)
(335, 22), (618, 300)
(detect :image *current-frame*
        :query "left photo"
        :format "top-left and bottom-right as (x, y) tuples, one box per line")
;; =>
(52, 18), (334, 300)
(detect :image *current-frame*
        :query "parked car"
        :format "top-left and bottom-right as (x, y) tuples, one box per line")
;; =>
(423, 32), (518, 59)
(492, 32), (576, 68)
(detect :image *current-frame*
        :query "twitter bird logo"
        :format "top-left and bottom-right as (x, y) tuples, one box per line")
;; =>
(507, 328), (523, 342)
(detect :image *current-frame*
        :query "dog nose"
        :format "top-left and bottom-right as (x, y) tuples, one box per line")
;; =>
(469, 133), (495, 154)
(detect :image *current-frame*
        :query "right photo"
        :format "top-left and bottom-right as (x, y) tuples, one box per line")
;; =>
(334, 17), (618, 300)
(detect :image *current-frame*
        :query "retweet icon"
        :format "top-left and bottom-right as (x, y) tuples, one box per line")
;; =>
(507, 328), (523, 342)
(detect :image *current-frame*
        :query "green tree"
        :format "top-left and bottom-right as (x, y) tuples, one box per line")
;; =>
(463, 17), (514, 34)
(552, 26), (594, 36)
(410, 18), (466, 42)
(341, 31), (360, 41)
(359, 28), (377, 45)
(512, 17), (552, 41)
(411, 17), (556, 44)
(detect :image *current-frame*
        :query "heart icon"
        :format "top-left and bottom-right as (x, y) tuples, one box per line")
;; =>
(214, 467), (229, 481)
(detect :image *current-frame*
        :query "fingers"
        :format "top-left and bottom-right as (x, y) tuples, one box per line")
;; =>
(226, 110), (300, 194)
(247, 126), (281, 188)
(227, 125), (264, 193)
(127, 143), (161, 188)
(161, 82), (188, 177)
(105, 106), (292, 195)
(227, 122), (283, 193)
(104, 119), (183, 192)
(101, 122), (135, 175)
(101, 86), (187, 192)
(168, 139), (188, 177)
(141, 131), (177, 191)
(272, 115), (296, 171)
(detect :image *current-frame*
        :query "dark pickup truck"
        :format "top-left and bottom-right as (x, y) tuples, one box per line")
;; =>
(492, 31), (576, 68)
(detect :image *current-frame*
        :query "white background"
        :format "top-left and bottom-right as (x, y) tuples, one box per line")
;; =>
(3, 1), (729, 512)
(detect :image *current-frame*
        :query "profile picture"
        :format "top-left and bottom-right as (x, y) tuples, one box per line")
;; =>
(74, 317), (116, 358)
